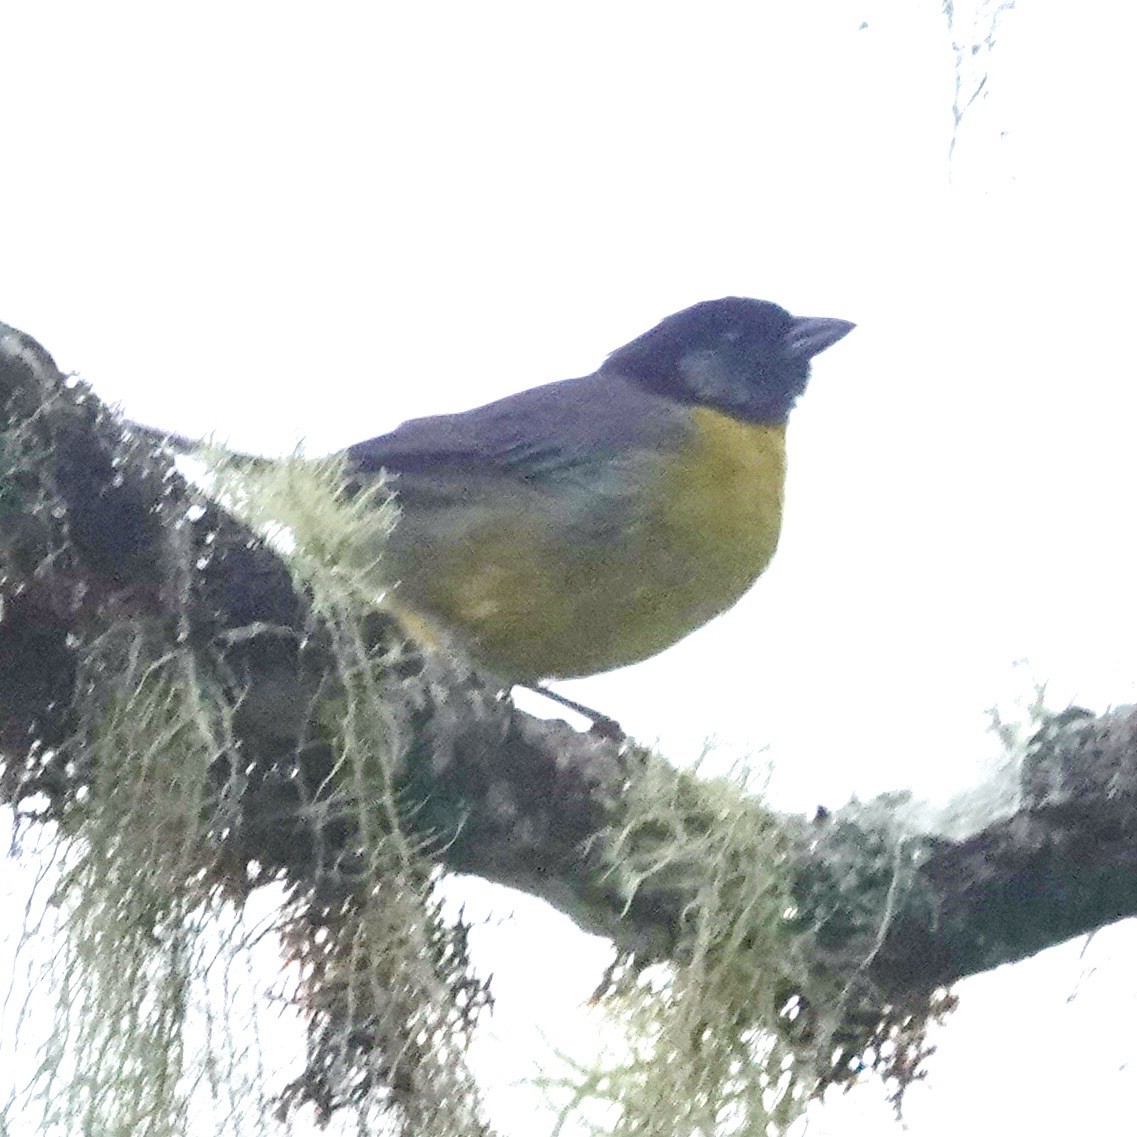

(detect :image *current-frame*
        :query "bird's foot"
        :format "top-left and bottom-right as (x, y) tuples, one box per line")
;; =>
(522, 683), (626, 742)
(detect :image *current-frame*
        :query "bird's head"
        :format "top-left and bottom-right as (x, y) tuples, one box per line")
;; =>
(603, 297), (854, 423)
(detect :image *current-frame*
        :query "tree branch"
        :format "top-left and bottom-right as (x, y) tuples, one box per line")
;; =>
(1, 318), (1133, 1013)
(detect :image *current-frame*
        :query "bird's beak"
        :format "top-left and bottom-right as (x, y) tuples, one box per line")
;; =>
(786, 316), (856, 361)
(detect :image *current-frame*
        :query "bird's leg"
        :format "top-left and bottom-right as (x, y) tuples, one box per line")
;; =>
(519, 683), (626, 741)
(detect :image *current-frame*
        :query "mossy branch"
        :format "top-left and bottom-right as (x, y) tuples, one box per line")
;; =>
(2, 320), (1135, 1132)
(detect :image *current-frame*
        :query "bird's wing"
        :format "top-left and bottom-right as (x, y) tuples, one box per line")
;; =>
(345, 372), (687, 505)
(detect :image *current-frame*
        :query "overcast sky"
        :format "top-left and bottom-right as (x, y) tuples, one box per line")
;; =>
(3, 2), (1137, 1134)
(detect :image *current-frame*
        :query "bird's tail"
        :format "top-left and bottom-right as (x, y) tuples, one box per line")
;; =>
(123, 420), (271, 470)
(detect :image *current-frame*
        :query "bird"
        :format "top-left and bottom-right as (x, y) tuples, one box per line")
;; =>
(345, 297), (854, 689)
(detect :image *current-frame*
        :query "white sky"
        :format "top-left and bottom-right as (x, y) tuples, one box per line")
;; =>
(3, 1), (1137, 1134)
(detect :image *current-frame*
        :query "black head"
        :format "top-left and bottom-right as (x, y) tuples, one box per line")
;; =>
(602, 297), (854, 423)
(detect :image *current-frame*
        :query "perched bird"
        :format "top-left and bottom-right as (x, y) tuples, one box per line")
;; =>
(347, 297), (854, 685)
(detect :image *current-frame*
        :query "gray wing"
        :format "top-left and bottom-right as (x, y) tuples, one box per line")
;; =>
(345, 372), (688, 506)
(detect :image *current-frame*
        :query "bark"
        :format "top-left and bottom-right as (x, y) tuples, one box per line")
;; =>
(1, 318), (1134, 1009)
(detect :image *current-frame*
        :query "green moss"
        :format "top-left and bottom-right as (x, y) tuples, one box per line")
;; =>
(6, 451), (492, 1136)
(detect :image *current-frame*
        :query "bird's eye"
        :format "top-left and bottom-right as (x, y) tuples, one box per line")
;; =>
(721, 329), (742, 344)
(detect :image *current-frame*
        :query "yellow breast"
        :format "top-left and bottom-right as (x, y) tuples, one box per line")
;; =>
(625, 407), (786, 643)
(384, 407), (787, 682)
